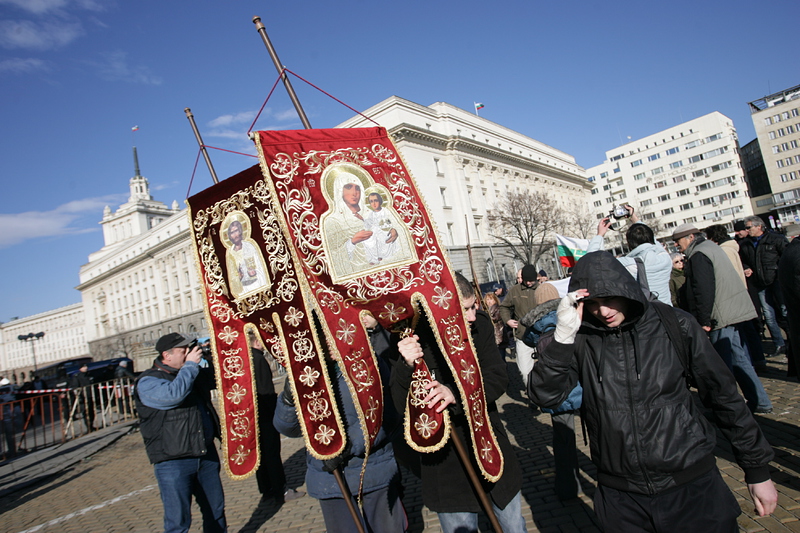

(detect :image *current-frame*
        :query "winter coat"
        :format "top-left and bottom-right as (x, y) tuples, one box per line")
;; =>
(273, 358), (400, 500)
(390, 309), (522, 512)
(740, 231), (788, 288)
(588, 236), (673, 306)
(718, 238), (747, 287)
(528, 251), (773, 496)
(683, 236), (757, 330)
(499, 282), (540, 340)
(669, 268), (685, 308)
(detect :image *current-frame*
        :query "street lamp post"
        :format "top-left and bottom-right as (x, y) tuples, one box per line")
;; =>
(18, 332), (45, 373)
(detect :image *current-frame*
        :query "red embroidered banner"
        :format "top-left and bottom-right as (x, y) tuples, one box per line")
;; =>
(253, 127), (504, 482)
(187, 166), (346, 479)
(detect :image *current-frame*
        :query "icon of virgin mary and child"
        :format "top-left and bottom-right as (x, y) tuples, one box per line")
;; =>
(320, 163), (414, 282)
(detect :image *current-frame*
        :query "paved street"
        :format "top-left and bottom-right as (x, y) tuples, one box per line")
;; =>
(2, 353), (800, 533)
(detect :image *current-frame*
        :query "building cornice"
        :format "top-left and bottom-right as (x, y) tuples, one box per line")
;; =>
(390, 124), (590, 189)
(76, 227), (190, 291)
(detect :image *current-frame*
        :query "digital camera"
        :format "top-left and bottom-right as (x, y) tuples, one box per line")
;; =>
(609, 204), (631, 220)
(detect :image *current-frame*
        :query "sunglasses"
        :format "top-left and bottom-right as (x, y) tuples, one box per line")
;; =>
(673, 259), (684, 263)
(745, 226), (753, 229)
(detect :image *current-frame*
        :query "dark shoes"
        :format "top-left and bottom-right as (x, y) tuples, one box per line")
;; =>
(281, 488), (305, 502)
(753, 407), (773, 414)
(769, 346), (786, 358)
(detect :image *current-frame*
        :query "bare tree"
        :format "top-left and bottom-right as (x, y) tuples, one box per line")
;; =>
(487, 190), (564, 266)
(563, 202), (598, 239)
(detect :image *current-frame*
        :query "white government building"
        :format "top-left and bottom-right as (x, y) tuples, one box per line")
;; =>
(3, 95), (596, 377)
(585, 112), (753, 244)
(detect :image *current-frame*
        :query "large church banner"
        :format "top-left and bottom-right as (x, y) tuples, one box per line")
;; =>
(188, 127), (504, 482)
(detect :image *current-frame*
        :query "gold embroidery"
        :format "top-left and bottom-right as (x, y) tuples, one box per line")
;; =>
(226, 383), (247, 405)
(222, 355), (245, 379)
(414, 413), (438, 439)
(304, 390), (332, 422)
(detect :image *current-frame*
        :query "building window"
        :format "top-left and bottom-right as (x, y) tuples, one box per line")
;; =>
(670, 161), (683, 169)
(641, 199), (653, 207)
(593, 200), (602, 207)
(666, 147), (680, 155)
(600, 171), (609, 178)
(765, 117), (773, 126)
(661, 208), (674, 215)
(680, 203), (693, 211)
(434, 158), (443, 176)
(676, 188), (690, 197)
(664, 221), (678, 229)
(634, 172), (646, 180)
(769, 131), (776, 140)
(631, 159), (643, 167)
(652, 167), (664, 175)
(636, 186), (649, 194)
(673, 174), (686, 183)
(648, 154), (661, 162)
(440, 187), (449, 207)
(658, 194), (670, 202)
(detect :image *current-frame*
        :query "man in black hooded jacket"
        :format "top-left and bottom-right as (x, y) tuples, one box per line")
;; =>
(529, 251), (776, 532)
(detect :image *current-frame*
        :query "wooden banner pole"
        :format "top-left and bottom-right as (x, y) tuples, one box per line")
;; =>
(184, 108), (219, 184)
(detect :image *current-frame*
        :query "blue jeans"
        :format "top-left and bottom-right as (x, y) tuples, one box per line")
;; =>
(437, 491), (528, 533)
(153, 450), (227, 533)
(759, 289), (785, 348)
(710, 325), (772, 412)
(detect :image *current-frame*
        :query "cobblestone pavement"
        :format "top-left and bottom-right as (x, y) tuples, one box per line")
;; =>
(2, 354), (800, 533)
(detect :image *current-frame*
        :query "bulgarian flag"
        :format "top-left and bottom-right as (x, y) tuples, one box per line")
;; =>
(556, 234), (589, 267)
(474, 102), (485, 111)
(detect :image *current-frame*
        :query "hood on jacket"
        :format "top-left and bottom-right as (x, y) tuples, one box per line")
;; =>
(568, 251), (648, 329)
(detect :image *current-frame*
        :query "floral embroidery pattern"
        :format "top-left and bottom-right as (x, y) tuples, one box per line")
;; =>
(432, 286), (453, 309)
(230, 445), (250, 466)
(284, 306), (304, 327)
(480, 437), (494, 463)
(315, 424), (336, 446)
(219, 325), (239, 345)
(225, 383), (247, 405)
(379, 302), (406, 322)
(414, 413), (438, 439)
(336, 319), (356, 345)
(298, 366), (320, 388)
(460, 360), (476, 386)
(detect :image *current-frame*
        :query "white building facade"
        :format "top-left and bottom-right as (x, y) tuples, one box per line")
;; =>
(0, 303), (87, 382)
(76, 165), (207, 372)
(4, 97), (588, 376)
(339, 96), (590, 279)
(586, 112), (753, 240)
(747, 84), (800, 229)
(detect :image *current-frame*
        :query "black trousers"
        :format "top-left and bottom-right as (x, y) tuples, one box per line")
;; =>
(593, 468), (740, 533)
(256, 393), (287, 496)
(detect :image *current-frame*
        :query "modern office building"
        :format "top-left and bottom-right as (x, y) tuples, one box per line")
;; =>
(747, 83), (800, 230)
(585, 112), (753, 241)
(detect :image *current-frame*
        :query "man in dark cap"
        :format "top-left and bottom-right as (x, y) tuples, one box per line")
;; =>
(134, 333), (227, 533)
(537, 270), (549, 283)
(500, 264), (540, 383)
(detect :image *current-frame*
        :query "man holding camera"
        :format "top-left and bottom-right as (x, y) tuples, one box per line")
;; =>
(134, 333), (227, 533)
(588, 205), (673, 305)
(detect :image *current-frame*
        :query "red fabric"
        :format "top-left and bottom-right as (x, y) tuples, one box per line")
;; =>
(186, 127), (504, 481)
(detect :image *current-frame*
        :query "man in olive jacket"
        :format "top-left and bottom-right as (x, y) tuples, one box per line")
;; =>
(135, 333), (226, 533)
(529, 251), (776, 531)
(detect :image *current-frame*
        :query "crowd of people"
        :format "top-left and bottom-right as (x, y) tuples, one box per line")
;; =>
(126, 205), (796, 533)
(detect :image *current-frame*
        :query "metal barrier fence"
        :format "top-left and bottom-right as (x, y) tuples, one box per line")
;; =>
(0, 377), (138, 462)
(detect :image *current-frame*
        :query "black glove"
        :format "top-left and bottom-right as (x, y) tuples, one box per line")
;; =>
(281, 376), (295, 407)
(322, 441), (352, 472)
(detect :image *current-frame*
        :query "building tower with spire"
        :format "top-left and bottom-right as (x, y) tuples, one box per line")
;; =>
(99, 146), (180, 249)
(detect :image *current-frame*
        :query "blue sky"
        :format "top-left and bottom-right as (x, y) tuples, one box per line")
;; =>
(0, 0), (798, 322)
